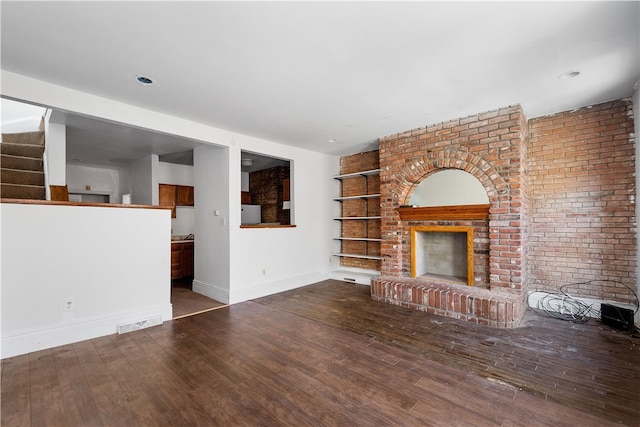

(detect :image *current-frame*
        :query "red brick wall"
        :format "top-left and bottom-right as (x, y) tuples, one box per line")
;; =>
(249, 166), (290, 225)
(339, 151), (380, 270)
(340, 150), (380, 175)
(528, 99), (636, 305)
(341, 100), (635, 326)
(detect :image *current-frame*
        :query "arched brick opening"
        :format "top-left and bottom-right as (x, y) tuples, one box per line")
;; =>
(387, 150), (513, 290)
(394, 150), (503, 207)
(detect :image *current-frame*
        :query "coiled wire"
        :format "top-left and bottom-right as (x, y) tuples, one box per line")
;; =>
(528, 280), (639, 325)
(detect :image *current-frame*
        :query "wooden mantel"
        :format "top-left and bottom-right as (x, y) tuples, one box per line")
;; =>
(397, 204), (490, 221)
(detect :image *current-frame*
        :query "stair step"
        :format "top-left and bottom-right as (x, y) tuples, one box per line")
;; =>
(1, 168), (45, 186)
(1, 154), (43, 171)
(0, 142), (45, 158)
(2, 131), (45, 146)
(1, 183), (46, 200)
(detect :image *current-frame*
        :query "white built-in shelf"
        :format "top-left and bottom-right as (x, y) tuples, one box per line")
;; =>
(333, 253), (382, 260)
(334, 194), (380, 201)
(334, 169), (381, 180)
(333, 167), (381, 266)
(334, 216), (381, 220)
(333, 237), (382, 242)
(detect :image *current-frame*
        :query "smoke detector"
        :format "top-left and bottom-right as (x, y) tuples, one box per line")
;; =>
(241, 158), (253, 167)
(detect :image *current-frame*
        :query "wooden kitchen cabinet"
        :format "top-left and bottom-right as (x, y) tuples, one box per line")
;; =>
(171, 243), (182, 279)
(171, 241), (194, 281)
(159, 184), (177, 218)
(159, 184), (195, 218)
(180, 242), (194, 278)
(283, 178), (290, 201)
(241, 191), (252, 204)
(177, 185), (194, 206)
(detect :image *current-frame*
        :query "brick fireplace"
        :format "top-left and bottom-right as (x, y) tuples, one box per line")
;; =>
(371, 105), (529, 328)
(411, 225), (474, 286)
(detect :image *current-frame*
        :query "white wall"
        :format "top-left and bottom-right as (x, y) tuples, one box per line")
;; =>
(158, 162), (194, 186)
(0, 98), (44, 132)
(44, 118), (67, 187)
(66, 164), (120, 203)
(193, 144), (231, 302)
(1, 70), (340, 318)
(0, 202), (172, 358)
(228, 140), (338, 304)
(241, 171), (249, 192)
(125, 154), (158, 205)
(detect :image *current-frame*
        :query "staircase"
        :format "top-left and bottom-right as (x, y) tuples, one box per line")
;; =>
(1, 130), (46, 200)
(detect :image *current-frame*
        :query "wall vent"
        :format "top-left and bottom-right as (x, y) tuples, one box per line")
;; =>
(117, 316), (162, 334)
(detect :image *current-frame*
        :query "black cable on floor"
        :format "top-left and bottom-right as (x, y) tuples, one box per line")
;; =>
(528, 280), (639, 327)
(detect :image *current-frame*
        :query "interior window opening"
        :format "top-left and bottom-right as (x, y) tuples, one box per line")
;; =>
(240, 151), (293, 228)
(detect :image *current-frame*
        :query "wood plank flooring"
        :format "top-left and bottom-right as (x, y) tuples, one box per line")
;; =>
(2, 280), (638, 426)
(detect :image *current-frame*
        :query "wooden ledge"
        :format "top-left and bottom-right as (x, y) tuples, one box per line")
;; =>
(1, 198), (170, 210)
(397, 204), (490, 221)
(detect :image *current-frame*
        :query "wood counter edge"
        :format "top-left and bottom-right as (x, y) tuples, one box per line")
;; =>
(1, 198), (171, 210)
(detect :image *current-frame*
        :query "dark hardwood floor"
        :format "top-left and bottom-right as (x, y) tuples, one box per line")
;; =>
(2, 280), (638, 426)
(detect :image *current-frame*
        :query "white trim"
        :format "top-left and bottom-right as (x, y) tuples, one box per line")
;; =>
(228, 272), (329, 304)
(1, 304), (172, 359)
(192, 280), (230, 304)
(329, 268), (379, 285)
(527, 291), (638, 323)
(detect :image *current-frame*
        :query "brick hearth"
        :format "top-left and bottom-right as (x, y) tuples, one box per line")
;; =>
(372, 278), (525, 328)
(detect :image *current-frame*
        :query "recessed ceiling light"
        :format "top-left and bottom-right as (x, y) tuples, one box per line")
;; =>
(136, 75), (154, 86)
(241, 158), (253, 167)
(328, 138), (337, 143)
(559, 71), (580, 79)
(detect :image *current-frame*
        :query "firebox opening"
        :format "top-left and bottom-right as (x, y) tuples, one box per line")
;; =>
(411, 226), (474, 286)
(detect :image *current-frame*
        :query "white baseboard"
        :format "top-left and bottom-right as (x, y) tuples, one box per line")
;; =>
(192, 280), (229, 304)
(229, 271), (330, 304)
(1, 304), (173, 359)
(193, 270), (370, 306)
(528, 291), (638, 323)
(329, 268), (379, 285)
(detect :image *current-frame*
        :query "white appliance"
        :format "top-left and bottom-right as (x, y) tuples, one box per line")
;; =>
(241, 204), (261, 225)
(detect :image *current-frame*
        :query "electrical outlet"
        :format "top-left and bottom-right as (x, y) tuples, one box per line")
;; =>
(63, 297), (74, 312)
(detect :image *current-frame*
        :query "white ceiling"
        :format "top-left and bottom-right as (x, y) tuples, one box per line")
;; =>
(1, 1), (638, 167)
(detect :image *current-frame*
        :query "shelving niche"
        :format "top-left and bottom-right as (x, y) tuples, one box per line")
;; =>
(333, 168), (382, 273)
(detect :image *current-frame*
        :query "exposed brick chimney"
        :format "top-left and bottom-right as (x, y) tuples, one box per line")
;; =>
(372, 105), (529, 328)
